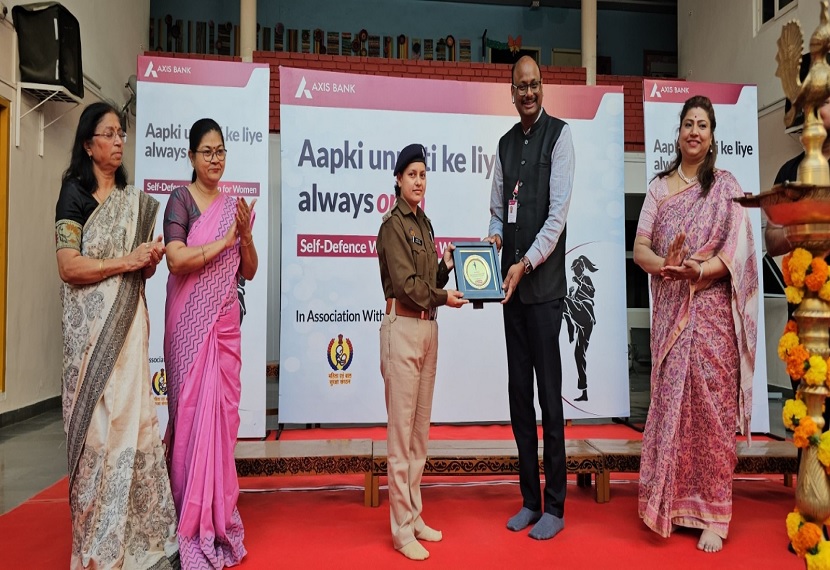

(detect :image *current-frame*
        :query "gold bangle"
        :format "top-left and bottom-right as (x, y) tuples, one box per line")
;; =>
(201, 245), (207, 266)
(99, 259), (105, 279)
(240, 237), (253, 248)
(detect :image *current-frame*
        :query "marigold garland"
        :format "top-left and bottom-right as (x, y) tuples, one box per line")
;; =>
(787, 344), (811, 380)
(787, 285), (806, 304)
(806, 356), (830, 386)
(788, 510), (805, 541)
(795, 416), (820, 448)
(786, 319), (800, 335)
(784, 248), (830, 299)
(819, 432), (830, 474)
(807, 542), (830, 569)
(783, 398), (808, 430)
(778, 252), (830, 560)
(779, 331), (801, 360)
(790, 248), (814, 288)
(788, 511), (830, 567)
(795, 522), (824, 557)
(807, 258), (830, 292)
(804, 528), (825, 558)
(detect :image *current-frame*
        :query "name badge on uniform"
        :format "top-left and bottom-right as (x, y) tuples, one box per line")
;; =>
(507, 199), (518, 224)
(412, 236), (424, 246)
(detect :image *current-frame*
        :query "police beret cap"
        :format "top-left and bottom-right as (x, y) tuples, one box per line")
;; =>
(393, 143), (427, 176)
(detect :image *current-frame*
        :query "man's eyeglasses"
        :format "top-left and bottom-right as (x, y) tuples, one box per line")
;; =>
(196, 149), (228, 162)
(511, 81), (541, 95)
(93, 129), (127, 142)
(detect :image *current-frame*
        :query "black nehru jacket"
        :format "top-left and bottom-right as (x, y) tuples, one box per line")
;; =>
(498, 110), (568, 303)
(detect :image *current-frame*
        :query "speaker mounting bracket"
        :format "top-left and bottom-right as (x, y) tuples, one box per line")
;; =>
(15, 82), (82, 157)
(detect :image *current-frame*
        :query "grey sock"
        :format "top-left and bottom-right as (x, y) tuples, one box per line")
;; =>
(506, 507), (542, 531)
(528, 513), (565, 540)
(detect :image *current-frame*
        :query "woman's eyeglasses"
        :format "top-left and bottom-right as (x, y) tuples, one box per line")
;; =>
(93, 129), (128, 142)
(196, 149), (227, 162)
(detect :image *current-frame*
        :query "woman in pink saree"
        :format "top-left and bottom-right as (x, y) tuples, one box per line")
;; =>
(163, 118), (258, 568)
(633, 96), (758, 553)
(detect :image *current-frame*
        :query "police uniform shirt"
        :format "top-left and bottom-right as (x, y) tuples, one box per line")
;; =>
(377, 198), (450, 311)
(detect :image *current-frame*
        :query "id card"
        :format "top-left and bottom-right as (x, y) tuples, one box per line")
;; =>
(507, 199), (518, 224)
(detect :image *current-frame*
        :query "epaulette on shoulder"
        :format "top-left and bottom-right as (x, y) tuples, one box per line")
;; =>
(381, 210), (393, 223)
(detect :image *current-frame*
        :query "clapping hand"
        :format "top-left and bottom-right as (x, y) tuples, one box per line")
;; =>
(659, 231), (693, 281)
(148, 235), (165, 266)
(236, 197), (257, 244)
(663, 232), (687, 267)
(132, 235), (166, 269)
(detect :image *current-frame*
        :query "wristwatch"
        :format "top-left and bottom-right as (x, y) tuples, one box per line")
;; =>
(521, 255), (533, 275)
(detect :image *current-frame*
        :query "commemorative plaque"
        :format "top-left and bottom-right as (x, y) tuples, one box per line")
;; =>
(452, 241), (505, 304)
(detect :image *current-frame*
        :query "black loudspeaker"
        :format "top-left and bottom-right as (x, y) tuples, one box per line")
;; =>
(12, 2), (83, 98)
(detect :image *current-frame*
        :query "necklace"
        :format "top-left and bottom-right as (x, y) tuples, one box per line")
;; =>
(677, 165), (698, 185)
(93, 185), (115, 204)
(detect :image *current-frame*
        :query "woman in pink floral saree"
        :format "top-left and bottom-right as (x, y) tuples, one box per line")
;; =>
(634, 96), (758, 553)
(163, 119), (258, 569)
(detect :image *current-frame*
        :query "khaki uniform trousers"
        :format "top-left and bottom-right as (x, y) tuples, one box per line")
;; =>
(379, 307), (438, 550)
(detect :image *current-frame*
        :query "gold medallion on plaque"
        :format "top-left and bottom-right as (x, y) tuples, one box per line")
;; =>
(463, 254), (492, 290)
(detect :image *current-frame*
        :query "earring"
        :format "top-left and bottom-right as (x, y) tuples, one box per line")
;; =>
(512, 97), (515, 104)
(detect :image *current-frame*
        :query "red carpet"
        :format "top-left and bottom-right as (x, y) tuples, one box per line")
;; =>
(0, 424), (798, 569)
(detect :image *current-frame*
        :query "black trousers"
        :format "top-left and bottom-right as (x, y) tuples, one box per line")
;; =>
(503, 296), (566, 517)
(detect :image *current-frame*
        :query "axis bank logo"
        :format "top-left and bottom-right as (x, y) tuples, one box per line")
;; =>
(295, 76), (357, 99)
(649, 83), (690, 99)
(295, 77), (312, 99)
(649, 82), (661, 98)
(144, 61), (193, 78)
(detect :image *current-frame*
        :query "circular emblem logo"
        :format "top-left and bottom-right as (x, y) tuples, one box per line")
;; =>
(463, 254), (492, 290)
(152, 369), (167, 396)
(327, 334), (354, 371)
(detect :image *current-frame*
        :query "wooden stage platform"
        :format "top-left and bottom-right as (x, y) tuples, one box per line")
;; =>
(236, 437), (797, 507)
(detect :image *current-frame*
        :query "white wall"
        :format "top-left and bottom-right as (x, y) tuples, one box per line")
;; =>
(678, 0), (816, 188)
(0, 0), (149, 415)
(678, 1), (811, 108)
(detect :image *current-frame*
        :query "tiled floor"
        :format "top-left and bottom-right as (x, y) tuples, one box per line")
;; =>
(0, 407), (66, 514)
(0, 373), (790, 515)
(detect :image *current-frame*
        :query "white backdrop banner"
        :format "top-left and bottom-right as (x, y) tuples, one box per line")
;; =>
(135, 55), (270, 438)
(279, 67), (629, 423)
(642, 79), (770, 432)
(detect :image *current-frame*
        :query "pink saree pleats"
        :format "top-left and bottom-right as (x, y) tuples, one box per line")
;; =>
(164, 196), (246, 569)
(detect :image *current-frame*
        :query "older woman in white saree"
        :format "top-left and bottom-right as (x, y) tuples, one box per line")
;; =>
(55, 102), (179, 569)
